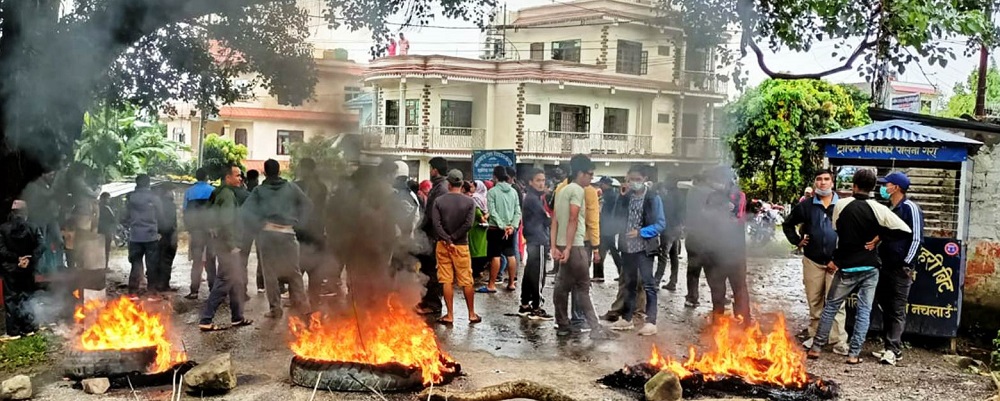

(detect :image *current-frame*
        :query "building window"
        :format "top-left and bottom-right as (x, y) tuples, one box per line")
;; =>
(525, 104), (542, 115)
(616, 40), (646, 76)
(658, 45), (671, 56)
(530, 42), (544, 61)
(234, 129), (248, 146)
(920, 100), (932, 111)
(551, 39), (581, 63)
(682, 113), (699, 137)
(441, 100), (473, 128)
(344, 86), (362, 102)
(685, 47), (709, 71)
(276, 130), (303, 155)
(549, 103), (590, 132)
(385, 99), (419, 126)
(657, 113), (671, 124)
(603, 108), (629, 134)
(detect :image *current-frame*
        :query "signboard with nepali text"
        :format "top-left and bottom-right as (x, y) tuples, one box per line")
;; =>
(890, 94), (922, 113)
(472, 150), (516, 181)
(846, 237), (964, 337)
(825, 143), (969, 163)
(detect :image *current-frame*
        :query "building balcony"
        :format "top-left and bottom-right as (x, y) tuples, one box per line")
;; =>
(674, 136), (726, 160)
(361, 125), (486, 151)
(682, 71), (727, 96)
(523, 131), (653, 155)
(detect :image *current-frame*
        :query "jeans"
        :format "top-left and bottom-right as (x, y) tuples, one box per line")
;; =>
(199, 250), (246, 325)
(188, 230), (216, 293)
(300, 239), (328, 309)
(127, 240), (159, 293)
(705, 256), (751, 321)
(553, 247), (600, 330)
(685, 249), (705, 304)
(154, 230), (177, 292)
(417, 251), (443, 313)
(621, 251), (658, 324)
(257, 230), (310, 315)
(520, 244), (546, 309)
(876, 265), (913, 355)
(813, 268), (880, 358)
(594, 235), (622, 279)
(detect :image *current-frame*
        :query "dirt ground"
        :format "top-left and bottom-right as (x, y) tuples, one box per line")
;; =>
(12, 245), (997, 401)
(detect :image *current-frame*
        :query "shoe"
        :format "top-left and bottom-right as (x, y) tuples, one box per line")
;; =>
(610, 319), (634, 331)
(832, 343), (850, 357)
(683, 300), (699, 308)
(545, 269), (558, 275)
(591, 277), (605, 283)
(600, 312), (620, 322)
(589, 327), (619, 340)
(518, 305), (533, 317)
(280, 292), (290, 299)
(571, 326), (593, 334)
(556, 327), (572, 337)
(529, 308), (554, 321)
(872, 349), (886, 359)
(663, 282), (677, 291)
(264, 310), (283, 319)
(879, 351), (898, 366)
(637, 323), (658, 336)
(183, 293), (198, 300)
(257, 289), (265, 294)
(635, 312), (647, 321)
(802, 338), (814, 350)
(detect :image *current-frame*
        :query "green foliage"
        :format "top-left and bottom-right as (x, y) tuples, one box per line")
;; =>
(202, 134), (248, 180)
(660, 0), (996, 87)
(727, 79), (870, 201)
(74, 104), (187, 182)
(0, 334), (50, 371)
(288, 135), (348, 180)
(942, 65), (1000, 118)
(993, 330), (1000, 369)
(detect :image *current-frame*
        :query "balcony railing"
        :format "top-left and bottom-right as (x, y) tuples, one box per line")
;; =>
(682, 70), (727, 95)
(361, 125), (486, 150)
(523, 131), (652, 155)
(674, 136), (726, 160)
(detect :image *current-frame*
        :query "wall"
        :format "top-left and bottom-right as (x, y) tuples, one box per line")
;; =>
(248, 120), (333, 161)
(521, 84), (651, 135)
(505, 24), (604, 65)
(965, 144), (1000, 315)
(605, 24), (678, 83)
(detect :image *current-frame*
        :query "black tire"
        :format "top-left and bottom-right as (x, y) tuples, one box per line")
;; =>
(62, 347), (157, 380)
(289, 357), (423, 393)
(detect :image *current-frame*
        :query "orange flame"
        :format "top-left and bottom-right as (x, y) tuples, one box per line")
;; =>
(74, 296), (187, 373)
(649, 314), (809, 388)
(288, 295), (455, 386)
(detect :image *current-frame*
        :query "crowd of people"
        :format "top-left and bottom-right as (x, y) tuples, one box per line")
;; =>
(0, 152), (925, 363)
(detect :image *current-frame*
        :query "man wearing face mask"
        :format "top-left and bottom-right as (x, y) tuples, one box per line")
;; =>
(782, 169), (849, 356)
(871, 172), (923, 366)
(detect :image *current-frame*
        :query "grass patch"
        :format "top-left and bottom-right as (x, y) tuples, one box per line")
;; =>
(0, 334), (50, 371)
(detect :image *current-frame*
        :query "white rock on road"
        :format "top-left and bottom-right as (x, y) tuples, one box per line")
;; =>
(1, 375), (31, 400)
(183, 353), (237, 393)
(80, 378), (109, 395)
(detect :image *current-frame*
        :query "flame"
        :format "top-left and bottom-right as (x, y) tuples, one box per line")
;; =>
(649, 314), (809, 388)
(74, 296), (188, 373)
(288, 294), (455, 386)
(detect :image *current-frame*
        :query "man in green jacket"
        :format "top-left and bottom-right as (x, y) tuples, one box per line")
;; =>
(198, 165), (253, 331)
(483, 166), (522, 293)
(242, 159), (313, 319)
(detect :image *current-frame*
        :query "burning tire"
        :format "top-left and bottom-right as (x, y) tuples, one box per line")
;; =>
(63, 347), (157, 380)
(289, 356), (423, 392)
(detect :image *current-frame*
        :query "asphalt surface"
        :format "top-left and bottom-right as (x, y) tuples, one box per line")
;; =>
(21, 243), (996, 400)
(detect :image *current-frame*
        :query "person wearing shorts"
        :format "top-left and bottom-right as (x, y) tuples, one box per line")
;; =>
(431, 169), (482, 325)
(483, 166), (522, 292)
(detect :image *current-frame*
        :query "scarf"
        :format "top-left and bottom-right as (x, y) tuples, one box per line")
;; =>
(473, 180), (489, 212)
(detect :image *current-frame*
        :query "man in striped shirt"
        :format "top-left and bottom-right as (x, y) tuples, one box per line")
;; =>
(873, 172), (924, 366)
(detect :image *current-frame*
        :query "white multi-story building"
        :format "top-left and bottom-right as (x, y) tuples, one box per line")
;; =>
(361, 0), (728, 179)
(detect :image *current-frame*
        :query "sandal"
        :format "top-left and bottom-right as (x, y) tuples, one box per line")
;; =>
(475, 287), (497, 294)
(199, 324), (228, 332)
(806, 349), (821, 360)
(415, 307), (440, 315)
(231, 319), (253, 328)
(436, 317), (454, 325)
(505, 285), (516, 291)
(847, 357), (863, 365)
(469, 315), (483, 324)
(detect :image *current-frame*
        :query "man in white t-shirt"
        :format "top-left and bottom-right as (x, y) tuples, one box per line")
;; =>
(398, 33), (410, 55)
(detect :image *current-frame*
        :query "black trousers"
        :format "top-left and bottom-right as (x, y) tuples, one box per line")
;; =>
(876, 264), (913, 355)
(300, 239), (328, 310)
(127, 240), (159, 293)
(417, 252), (443, 312)
(686, 249), (705, 303)
(705, 255), (751, 321)
(520, 244), (546, 309)
(154, 230), (177, 291)
(655, 235), (680, 284)
(594, 235), (622, 279)
(3, 289), (36, 337)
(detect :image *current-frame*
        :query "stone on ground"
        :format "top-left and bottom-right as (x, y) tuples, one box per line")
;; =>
(80, 378), (109, 395)
(1, 375), (31, 400)
(644, 371), (681, 401)
(943, 354), (981, 370)
(183, 353), (237, 393)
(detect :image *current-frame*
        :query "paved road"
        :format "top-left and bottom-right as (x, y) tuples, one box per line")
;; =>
(28, 243), (994, 401)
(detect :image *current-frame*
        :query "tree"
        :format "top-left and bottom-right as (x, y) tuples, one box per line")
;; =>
(660, 0), (995, 92)
(942, 65), (1000, 118)
(0, 0), (493, 219)
(75, 104), (187, 182)
(201, 134), (249, 180)
(288, 135), (349, 181)
(727, 79), (871, 201)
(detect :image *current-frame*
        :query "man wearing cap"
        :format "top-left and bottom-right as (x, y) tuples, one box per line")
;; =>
(872, 171), (924, 366)
(431, 169), (480, 324)
(0, 200), (42, 337)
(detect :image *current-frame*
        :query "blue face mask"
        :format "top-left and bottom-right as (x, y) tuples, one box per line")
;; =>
(879, 186), (890, 199)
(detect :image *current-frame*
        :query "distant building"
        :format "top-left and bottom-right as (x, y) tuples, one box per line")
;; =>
(360, 0), (729, 179)
(849, 77), (941, 114)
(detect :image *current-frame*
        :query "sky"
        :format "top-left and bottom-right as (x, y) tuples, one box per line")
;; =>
(302, 0), (988, 103)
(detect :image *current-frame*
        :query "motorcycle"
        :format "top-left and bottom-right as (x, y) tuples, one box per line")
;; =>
(748, 200), (784, 245)
(113, 223), (130, 248)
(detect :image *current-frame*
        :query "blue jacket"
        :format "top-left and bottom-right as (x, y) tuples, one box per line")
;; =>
(879, 197), (924, 267)
(123, 187), (163, 243)
(783, 195), (839, 265)
(613, 190), (666, 250)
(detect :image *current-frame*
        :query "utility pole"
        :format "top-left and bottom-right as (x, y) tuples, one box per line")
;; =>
(975, 3), (991, 119)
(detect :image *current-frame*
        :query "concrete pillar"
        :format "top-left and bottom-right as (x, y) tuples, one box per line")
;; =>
(674, 95), (685, 155)
(486, 83), (497, 149)
(398, 79), (407, 133)
(418, 157), (431, 181)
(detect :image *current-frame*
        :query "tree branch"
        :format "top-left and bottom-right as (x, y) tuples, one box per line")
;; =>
(748, 37), (879, 80)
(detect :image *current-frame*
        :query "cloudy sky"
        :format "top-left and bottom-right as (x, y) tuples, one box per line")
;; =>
(303, 0), (985, 101)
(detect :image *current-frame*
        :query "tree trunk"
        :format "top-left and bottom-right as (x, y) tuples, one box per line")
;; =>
(418, 380), (579, 401)
(769, 157), (778, 201)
